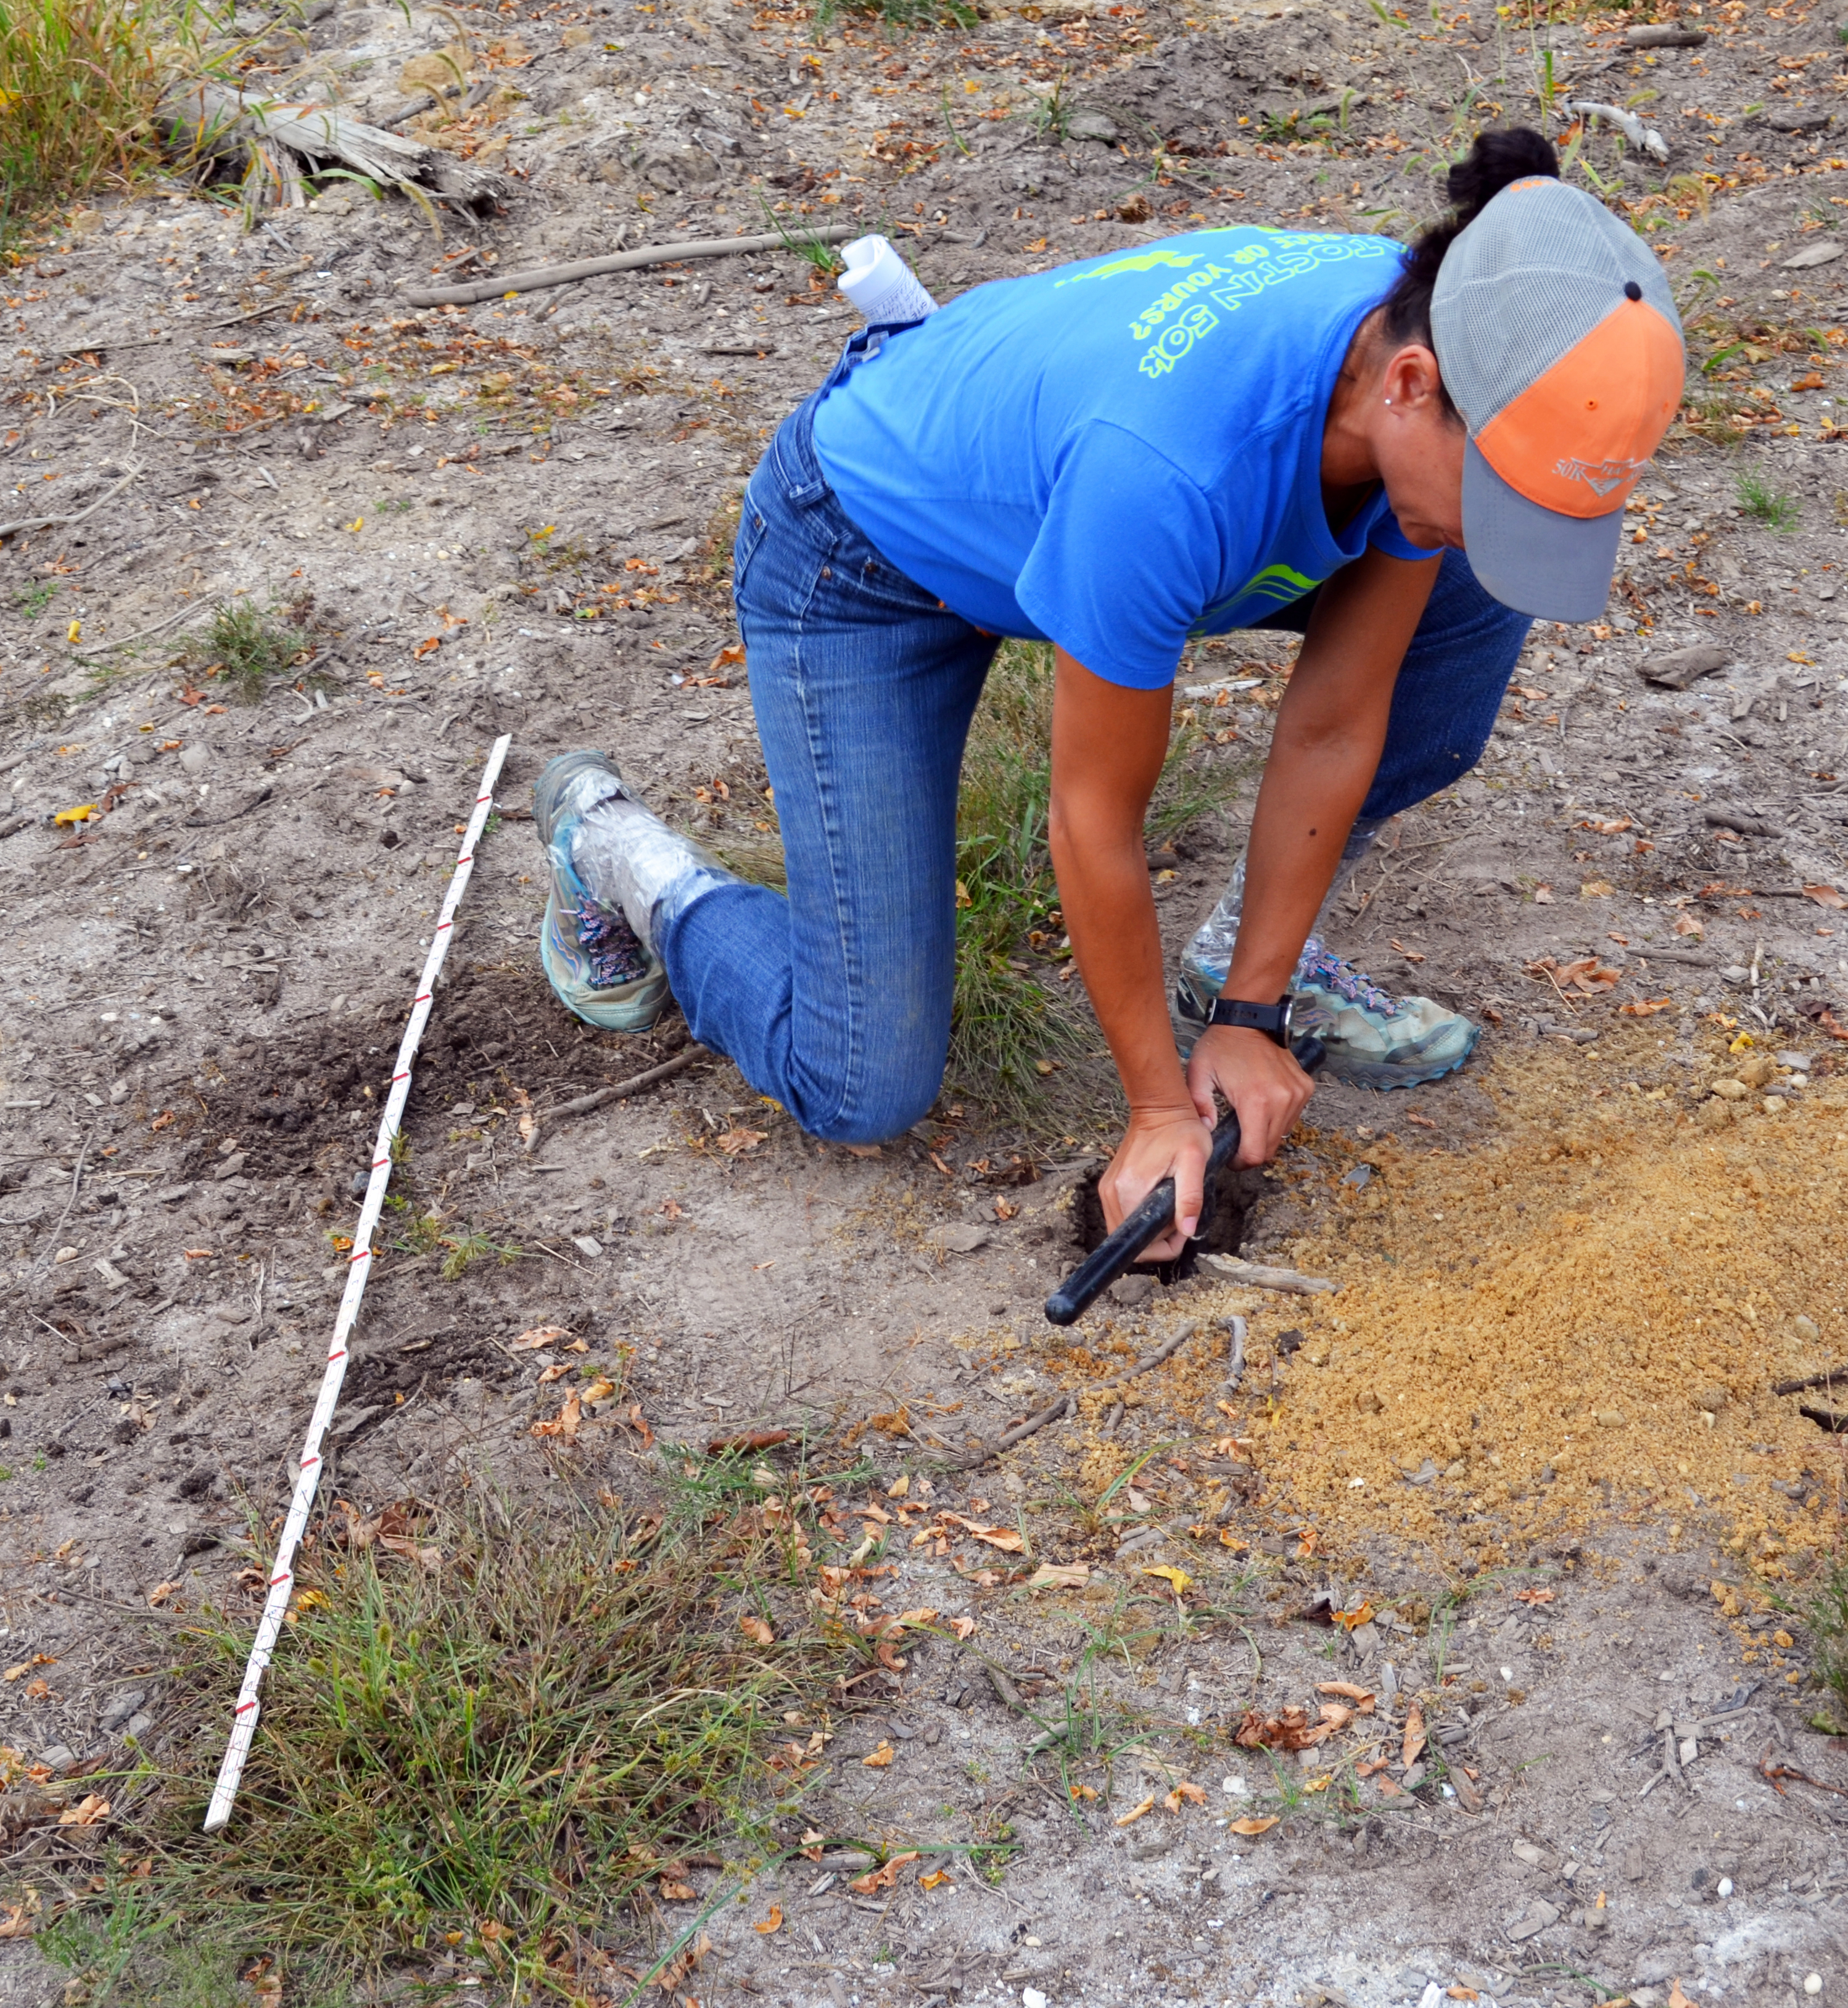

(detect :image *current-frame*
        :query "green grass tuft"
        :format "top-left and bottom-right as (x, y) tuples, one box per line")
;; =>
(41, 1486), (858, 2000)
(0, 0), (163, 238)
(1735, 467), (1799, 530)
(187, 598), (311, 701)
(1799, 1549), (1848, 1733)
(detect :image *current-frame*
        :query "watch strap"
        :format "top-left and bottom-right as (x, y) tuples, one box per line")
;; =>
(1207, 994), (1292, 1043)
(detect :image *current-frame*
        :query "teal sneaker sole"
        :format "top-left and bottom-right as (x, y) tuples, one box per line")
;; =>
(1314, 1024), (1480, 1091)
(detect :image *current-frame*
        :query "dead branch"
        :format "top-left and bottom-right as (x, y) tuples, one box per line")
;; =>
(401, 224), (861, 307)
(1199, 1254), (1339, 1296)
(525, 1046), (709, 1150)
(160, 81), (506, 218)
(1773, 1365), (1848, 1396)
(949, 1321), (1203, 1471)
(0, 463), (141, 542)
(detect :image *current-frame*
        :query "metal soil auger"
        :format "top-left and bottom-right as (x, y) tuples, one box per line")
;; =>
(1044, 1035), (1327, 1326)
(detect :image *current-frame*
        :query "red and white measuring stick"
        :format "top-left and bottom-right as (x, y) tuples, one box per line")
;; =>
(203, 731), (513, 1833)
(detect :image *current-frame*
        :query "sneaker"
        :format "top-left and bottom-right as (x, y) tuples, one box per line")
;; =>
(1173, 952), (1479, 1088)
(1173, 825), (1480, 1089)
(532, 751), (671, 1033)
(1291, 950), (1479, 1088)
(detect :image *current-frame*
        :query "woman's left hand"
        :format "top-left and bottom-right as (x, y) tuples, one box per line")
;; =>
(1185, 1024), (1317, 1167)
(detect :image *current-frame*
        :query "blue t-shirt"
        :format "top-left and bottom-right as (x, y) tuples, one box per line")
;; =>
(811, 228), (1432, 690)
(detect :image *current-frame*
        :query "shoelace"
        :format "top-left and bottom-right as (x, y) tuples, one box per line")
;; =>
(1300, 948), (1399, 1017)
(574, 894), (651, 989)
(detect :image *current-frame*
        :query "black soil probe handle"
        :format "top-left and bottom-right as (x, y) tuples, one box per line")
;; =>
(1042, 1034), (1326, 1328)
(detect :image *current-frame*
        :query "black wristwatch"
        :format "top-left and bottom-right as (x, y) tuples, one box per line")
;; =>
(1207, 993), (1295, 1045)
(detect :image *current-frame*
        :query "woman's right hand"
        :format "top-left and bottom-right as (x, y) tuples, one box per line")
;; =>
(1186, 1024), (1317, 1168)
(1097, 1102), (1215, 1265)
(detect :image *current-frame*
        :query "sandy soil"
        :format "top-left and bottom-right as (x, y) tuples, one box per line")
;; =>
(1, 0), (1847, 1997)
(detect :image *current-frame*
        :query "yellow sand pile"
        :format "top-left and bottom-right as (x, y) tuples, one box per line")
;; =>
(1047, 1026), (1848, 1573)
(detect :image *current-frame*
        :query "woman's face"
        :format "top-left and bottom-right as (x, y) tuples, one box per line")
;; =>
(1371, 344), (1467, 554)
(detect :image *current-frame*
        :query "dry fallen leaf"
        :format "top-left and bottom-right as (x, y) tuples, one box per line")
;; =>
(1317, 1681), (1376, 1711)
(146, 1582), (179, 1608)
(581, 1376), (617, 1407)
(918, 1868), (954, 1890)
(1113, 1794), (1157, 1827)
(1619, 996), (1675, 1017)
(739, 1615), (775, 1647)
(1512, 1587), (1555, 1606)
(57, 1794), (110, 1829)
(1803, 883), (1847, 910)
(862, 1741), (896, 1769)
(848, 1851), (916, 1894)
(754, 1904), (783, 1933)
(654, 1930), (711, 1992)
(512, 1325), (571, 1351)
(938, 1513), (1023, 1553)
(659, 1878), (697, 1903)
(1402, 1700), (1427, 1770)
(530, 1393), (583, 1441)
(949, 1615), (976, 1640)
(537, 1362), (571, 1384)
(1025, 1562), (1091, 1592)
(1140, 1565), (1193, 1595)
(1668, 1984), (1694, 2008)
(1226, 1816), (1278, 1837)
(377, 1534), (441, 1570)
(715, 1127), (768, 1154)
(1163, 1781), (1208, 1811)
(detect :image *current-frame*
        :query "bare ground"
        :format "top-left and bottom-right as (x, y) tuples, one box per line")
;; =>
(1, 0), (1848, 1998)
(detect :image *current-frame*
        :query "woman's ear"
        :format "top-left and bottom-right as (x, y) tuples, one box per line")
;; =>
(1380, 343), (1447, 415)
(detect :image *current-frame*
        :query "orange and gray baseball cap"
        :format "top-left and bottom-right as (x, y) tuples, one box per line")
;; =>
(1433, 176), (1685, 621)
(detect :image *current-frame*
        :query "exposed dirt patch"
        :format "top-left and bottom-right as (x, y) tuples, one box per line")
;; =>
(1, 0), (1847, 1996)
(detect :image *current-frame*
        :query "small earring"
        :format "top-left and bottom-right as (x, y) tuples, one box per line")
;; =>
(1384, 397), (1392, 406)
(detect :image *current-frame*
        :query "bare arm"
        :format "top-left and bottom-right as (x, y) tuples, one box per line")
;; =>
(1047, 545), (1440, 1259)
(1049, 647), (1206, 1261)
(1187, 545), (1442, 1158)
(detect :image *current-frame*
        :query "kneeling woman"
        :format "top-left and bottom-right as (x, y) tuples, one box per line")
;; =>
(532, 128), (1682, 1258)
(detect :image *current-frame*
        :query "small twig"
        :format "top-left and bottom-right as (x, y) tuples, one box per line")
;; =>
(949, 1393), (1074, 1471)
(526, 1046), (707, 1150)
(402, 223), (860, 308)
(211, 298), (299, 332)
(1798, 1404), (1848, 1434)
(1198, 1255), (1338, 1296)
(1224, 1313), (1247, 1390)
(71, 601), (198, 658)
(949, 1321), (1200, 1471)
(47, 1129), (94, 1249)
(1773, 1365), (1848, 1397)
(1761, 1750), (1848, 1799)
(1097, 1322), (1198, 1394)
(0, 462), (141, 542)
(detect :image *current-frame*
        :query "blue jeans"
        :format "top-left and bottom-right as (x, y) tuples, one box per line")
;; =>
(656, 335), (1529, 1144)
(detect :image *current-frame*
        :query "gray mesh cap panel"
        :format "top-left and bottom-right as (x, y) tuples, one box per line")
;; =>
(1432, 179), (1681, 433)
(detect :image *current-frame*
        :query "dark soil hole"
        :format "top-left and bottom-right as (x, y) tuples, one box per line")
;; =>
(1071, 1160), (1264, 1284)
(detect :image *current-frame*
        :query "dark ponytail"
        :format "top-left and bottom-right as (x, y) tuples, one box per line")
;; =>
(1378, 126), (1559, 352)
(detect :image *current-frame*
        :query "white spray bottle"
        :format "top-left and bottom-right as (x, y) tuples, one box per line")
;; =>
(835, 234), (939, 325)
